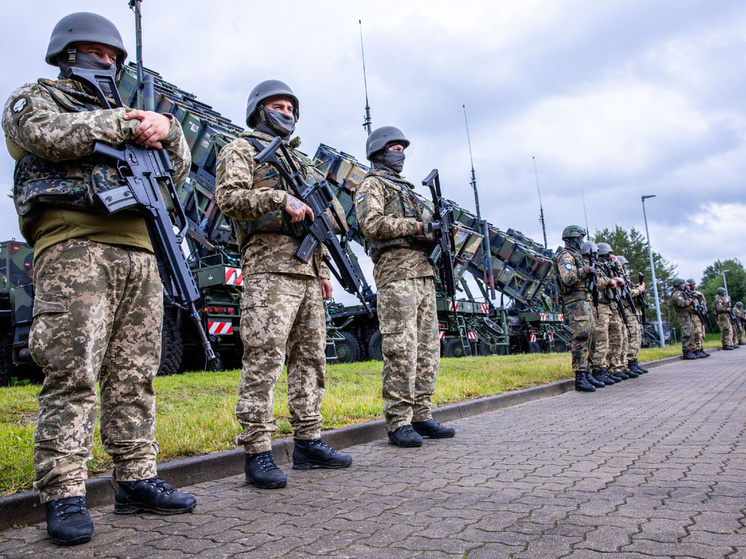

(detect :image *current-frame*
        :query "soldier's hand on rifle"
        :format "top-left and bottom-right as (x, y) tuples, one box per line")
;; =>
(284, 194), (314, 223)
(581, 264), (594, 275)
(417, 221), (425, 236)
(320, 279), (333, 300)
(124, 110), (172, 149)
(639, 282), (645, 291)
(617, 277), (625, 286)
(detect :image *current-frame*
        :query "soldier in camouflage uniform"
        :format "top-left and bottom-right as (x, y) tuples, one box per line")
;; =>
(672, 278), (700, 359)
(355, 126), (455, 447)
(714, 287), (736, 350)
(215, 80), (351, 488)
(735, 302), (746, 345)
(616, 256), (648, 374)
(2, 13), (196, 546)
(686, 279), (710, 358)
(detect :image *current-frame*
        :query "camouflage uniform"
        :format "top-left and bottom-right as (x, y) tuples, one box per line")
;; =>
(215, 130), (330, 454)
(736, 306), (746, 344)
(672, 288), (698, 352)
(553, 248), (595, 373)
(355, 169), (439, 432)
(714, 294), (733, 347)
(622, 283), (643, 363)
(2, 78), (190, 502)
(689, 290), (707, 352)
(591, 263), (620, 372)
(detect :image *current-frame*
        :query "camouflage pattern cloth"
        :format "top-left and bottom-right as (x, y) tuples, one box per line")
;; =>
(689, 290), (706, 351)
(714, 294), (733, 347)
(736, 307), (746, 343)
(30, 239), (162, 502)
(552, 247), (594, 372)
(590, 261), (615, 371)
(672, 289), (697, 351)
(623, 282), (643, 361)
(356, 170), (439, 432)
(215, 131), (330, 453)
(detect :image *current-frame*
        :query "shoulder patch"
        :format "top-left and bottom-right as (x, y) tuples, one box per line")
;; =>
(12, 97), (28, 113)
(356, 195), (364, 203)
(564, 263), (573, 270)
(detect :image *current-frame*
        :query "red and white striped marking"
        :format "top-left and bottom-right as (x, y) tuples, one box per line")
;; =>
(530, 333), (537, 342)
(559, 313), (564, 321)
(468, 332), (477, 340)
(440, 331), (446, 339)
(208, 321), (233, 335)
(447, 300), (459, 311)
(481, 303), (489, 314)
(540, 312), (547, 321)
(549, 333), (555, 341)
(225, 267), (242, 286)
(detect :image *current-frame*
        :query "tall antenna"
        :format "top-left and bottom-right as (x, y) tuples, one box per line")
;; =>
(581, 189), (590, 238)
(128, 0), (154, 111)
(532, 156), (548, 249)
(464, 105), (495, 300)
(359, 20), (372, 136)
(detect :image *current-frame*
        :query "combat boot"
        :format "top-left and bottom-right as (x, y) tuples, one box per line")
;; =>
(696, 349), (710, 358)
(244, 451), (287, 489)
(584, 371), (606, 388)
(388, 425), (423, 447)
(574, 372), (596, 392)
(614, 369), (630, 380)
(593, 369), (616, 385)
(44, 496), (93, 546)
(412, 419), (456, 438)
(114, 476), (196, 515)
(722, 345), (734, 350)
(632, 359), (649, 373)
(683, 350), (698, 359)
(624, 368), (640, 378)
(293, 438), (353, 469)
(607, 369), (624, 382)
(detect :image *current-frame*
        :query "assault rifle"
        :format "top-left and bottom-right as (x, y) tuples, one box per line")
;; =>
(587, 252), (599, 316)
(422, 169), (457, 309)
(61, 66), (219, 369)
(252, 136), (373, 317)
(692, 292), (712, 331)
(638, 272), (647, 328)
(601, 260), (630, 333)
(612, 260), (638, 316)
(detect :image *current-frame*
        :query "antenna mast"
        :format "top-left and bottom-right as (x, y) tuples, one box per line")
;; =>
(581, 189), (590, 238)
(128, 0), (154, 111)
(463, 105), (495, 300)
(359, 20), (372, 136)
(532, 156), (548, 249)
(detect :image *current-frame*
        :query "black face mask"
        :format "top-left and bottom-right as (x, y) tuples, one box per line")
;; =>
(566, 237), (583, 251)
(58, 50), (118, 97)
(256, 107), (296, 138)
(382, 150), (405, 173)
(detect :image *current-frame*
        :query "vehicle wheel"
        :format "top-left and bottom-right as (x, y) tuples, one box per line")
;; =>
(528, 341), (542, 354)
(0, 337), (10, 387)
(158, 314), (183, 376)
(334, 331), (361, 363)
(444, 338), (466, 358)
(552, 339), (570, 353)
(368, 330), (383, 361)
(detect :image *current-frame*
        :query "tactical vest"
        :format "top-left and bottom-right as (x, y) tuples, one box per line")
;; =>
(552, 247), (589, 303)
(13, 79), (125, 241)
(362, 168), (435, 259)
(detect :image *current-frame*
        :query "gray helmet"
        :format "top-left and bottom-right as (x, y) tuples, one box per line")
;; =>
(737, 302), (743, 308)
(561, 225), (586, 241)
(46, 12), (127, 67)
(245, 80), (299, 128)
(580, 241), (597, 256)
(717, 287), (726, 295)
(616, 255), (628, 267)
(366, 126), (410, 160)
(672, 278), (685, 289)
(597, 242), (613, 257)
(686, 278), (696, 285)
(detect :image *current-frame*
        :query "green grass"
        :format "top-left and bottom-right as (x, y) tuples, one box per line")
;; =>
(0, 340), (714, 496)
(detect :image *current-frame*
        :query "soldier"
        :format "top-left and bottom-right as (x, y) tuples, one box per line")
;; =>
(714, 287), (737, 350)
(616, 256), (648, 374)
(355, 126), (455, 446)
(672, 278), (700, 359)
(552, 227), (601, 391)
(686, 279), (710, 358)
(735, 302), (746, 345)
(215, 80), (352, 489)
(2, 12), (197, 545)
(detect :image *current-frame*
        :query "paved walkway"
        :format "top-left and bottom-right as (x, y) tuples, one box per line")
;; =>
(2, 349), (745, 559)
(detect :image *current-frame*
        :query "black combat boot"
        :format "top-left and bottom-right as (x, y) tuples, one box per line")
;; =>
(633, 359), (649, 373)
(682, 350), (698, 359)
(615, 369), (630, 380)
(44, 496), (94, 546)
(293, 439), (353, 470)
(593, 369), (615, 385)
(388, 425), (423, 447)
(412, 419), (456, 438)
(244, 451), (287, 489)
(696, 349), (710, 358)
(574, 372), (596, 392)
(585, 371), (606, 388)
(114, 476), (196, 515)
(722, 345), (735, 350)
(624, 368), (640, 378)
(732, 344), (741, 349)
(608, 369), (625, 382)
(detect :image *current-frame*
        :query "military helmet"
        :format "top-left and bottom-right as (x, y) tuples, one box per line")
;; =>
(737, 302), (743, 308)
(616, 255), (628, 266)
(672, 278), (685, 288)
(366, 126), (410, 160)
(597, 242), (613, 256)
(717, 287), (726, 295)
(561, 225), (585, 241)
(245, 79), (299, 128)
(686, 278), (696, 285)
(580, 241), (597, 256)
(46, 12), (127, 67)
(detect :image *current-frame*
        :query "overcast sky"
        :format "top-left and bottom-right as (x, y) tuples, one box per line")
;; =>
(2, 0), (744, 299)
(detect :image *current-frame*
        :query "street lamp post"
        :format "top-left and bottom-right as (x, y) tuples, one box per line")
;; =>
(722, 270), (730, 297)
(642, 195), (665, 347)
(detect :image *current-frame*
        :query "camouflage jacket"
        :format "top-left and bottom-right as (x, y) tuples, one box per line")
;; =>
(355, 169), (434, 289)
(2, 78), (190, 243)
(595, 260), (619, 305)
(552, 247), (590, 304)
(714, 294), (731, 315)
(215, 130), (329, 278)
(672, 289), (695, 316)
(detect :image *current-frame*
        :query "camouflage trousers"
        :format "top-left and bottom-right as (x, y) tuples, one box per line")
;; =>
(623, 306), (642, 361)
(716, 313), (733, 347)
(565, 299), (595, 373)
(677, 313), (696, 351)
(734, 319), (744, 343)
(691, 316), (705, 351)
(592, 303), (623, 373)
(377, 277), (439, 432)
(235, 272), (326, 454)
(30, 239), (162, 503)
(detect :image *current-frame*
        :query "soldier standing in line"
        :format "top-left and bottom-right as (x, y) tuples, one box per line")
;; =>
(2, 12), (197, 546)
(735, 302), (746, 345)
(355, 126), (455, 446)
(595, 243), (630, 382)
(579, 241), (610, 387)
(215, 80), (352, 489)
(616, 256), (648, 374)
(714, 287), (737, 350)
(672, 278), (700, 359)
(686, 279), (710, 358)
(552, 227), (601, 392)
